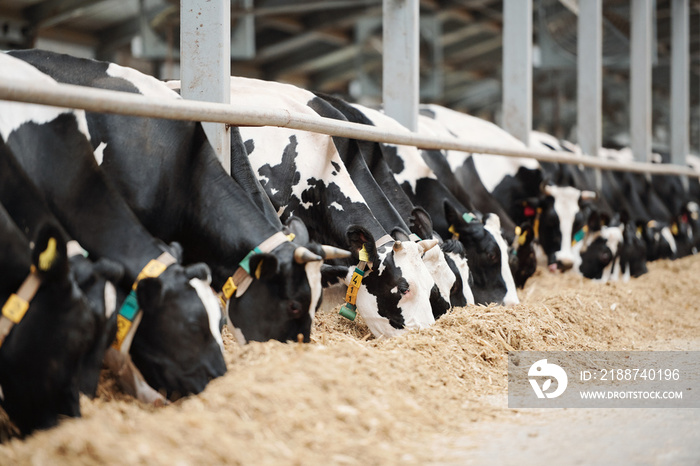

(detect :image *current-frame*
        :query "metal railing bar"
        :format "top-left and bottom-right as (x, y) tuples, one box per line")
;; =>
(0, 78), (697, 178)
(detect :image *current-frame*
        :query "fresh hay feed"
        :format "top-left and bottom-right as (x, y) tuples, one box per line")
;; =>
(0, 255), (698, 465)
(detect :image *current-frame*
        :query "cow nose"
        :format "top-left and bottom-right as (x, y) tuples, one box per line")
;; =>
(288, 301), (304, 319)
(557, 258), (574, 272)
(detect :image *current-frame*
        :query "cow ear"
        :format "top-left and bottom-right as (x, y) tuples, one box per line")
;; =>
(283, 216), (310, 244)
(443, 200), (462, 227)
(587, 209), (603, 232)
(93, 258), (125, 284)
(136, 277), (164, 310)
(321, 264), (351, 287)
(346, 225), (378, 263)
(167, 242), (184, 263)
(409, 207), (434, 240)
(185, 263), (211, 284)
(248, 254), (279, 280)
(32, 223), (69, 280)
(391, 228), (411, 242)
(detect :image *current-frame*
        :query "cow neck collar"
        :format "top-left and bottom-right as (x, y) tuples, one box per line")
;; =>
(112, 251), (177, 354)
(0, 267), (42, 348)
(338, 234), (393, 321)
(219, 232), (295, 307)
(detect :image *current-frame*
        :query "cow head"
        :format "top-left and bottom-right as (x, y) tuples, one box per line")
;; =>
(68, 252), (124, 397)
(619, 222), (648, 280)
(528, 184), (597, 271)
(227, 217), (335, 345)
(0, 224), (102, 435)
(643, 220), (677, 261)
(129, 245), (226, 400)
(334, 225), (436, 337)
(439, 239), (475, 307)
(509, 222), (538, 289)
(574, 211), (623, 281)
(445, 203), (518, 305)
(406, 207), (456, 318)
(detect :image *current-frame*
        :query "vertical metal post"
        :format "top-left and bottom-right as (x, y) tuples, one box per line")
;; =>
(630, 0), (653, 163)
(383, 0), (419, 132)
(577, 0), (602, 189)
(180, 0), (231, 174)
(502, 0), (532, 147)
(671, 0), (689, 171)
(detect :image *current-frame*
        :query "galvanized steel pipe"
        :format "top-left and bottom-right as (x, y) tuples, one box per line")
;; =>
(0, 78), (697, 178)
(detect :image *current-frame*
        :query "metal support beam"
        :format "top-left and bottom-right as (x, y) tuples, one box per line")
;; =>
(383, 0), (419, 131)
(180, 0), (231, 173)
(577, 0), (602, 188)
(671, 0), (690, 171)
(630, 0), (653, 163)
(502, 0), (532, 147)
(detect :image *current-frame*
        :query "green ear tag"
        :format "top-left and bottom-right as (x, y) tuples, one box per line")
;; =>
(462, 212), (475, 223)
(339, 303), (357, 321)
(573, 228), (585, 244)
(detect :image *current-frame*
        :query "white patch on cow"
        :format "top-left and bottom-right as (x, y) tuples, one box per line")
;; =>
(547, 185), (584, 267)
(329, 201), (344, 211)
(229, 77), (366, 208)
(660, 226), (677, 256)
(421, 246), (454, 308)
(108, 64), (180, 99)
(351, 104), (437, 192)
(622, 262), (631, 283)
(94, 141), (108, 165)
(189, 278), (225, 354)
(598, 226), (624, 283)
(445, 251), (475, 305)
(227, 321), (247, 346)
(0, 54), (91, 143)
(483, 214), (519, 305)
(104, 281), (117, 318)
(269, 187), (278, 195)
(418, 104), (539, 193)
(304, 260), (323, 321)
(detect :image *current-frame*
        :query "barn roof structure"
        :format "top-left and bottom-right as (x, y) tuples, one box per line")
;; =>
(1, 0), (699, 152)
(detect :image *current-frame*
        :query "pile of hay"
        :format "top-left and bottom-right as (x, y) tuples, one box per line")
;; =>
(1, 255), (698, 465)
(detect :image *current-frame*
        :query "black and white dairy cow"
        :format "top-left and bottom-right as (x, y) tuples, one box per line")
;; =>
(298, 91), (466, 314)
(226, 77), (439, 337)
(0, 53), (225, 399)
(417, 111), (538, 289)
(421, 105), (597, 273)
(0, 139), (126, 399)
(346, 103), (519, 305)
(11, 49), (348, 346)
(0, 203), (103, 435)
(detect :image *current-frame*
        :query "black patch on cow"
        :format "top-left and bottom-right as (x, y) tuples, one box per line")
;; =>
(441, 239), (470, 307)
(256, 135), (301, 210)
(331, 161), (341, 173)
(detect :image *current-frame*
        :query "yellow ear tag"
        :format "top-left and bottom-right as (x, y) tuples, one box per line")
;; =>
(358, 244), (370, 263)
(2, 294), (29, 324)
(671, 223), (679, 235)
(255, 260), (264, 279)
(134, 259), (168, 289)
(518, 231), (528, 246)
(636, 226), (643, 238)
(38, 237), (58, 272)
(514, 226), (522, 237)
(222, 276), (237, 300)
(448, 225), (459, 239)
(286, 233), (296, 242)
